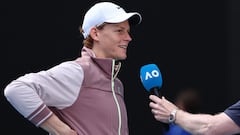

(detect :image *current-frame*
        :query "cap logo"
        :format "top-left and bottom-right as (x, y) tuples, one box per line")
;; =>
(116, 6), (121, 9)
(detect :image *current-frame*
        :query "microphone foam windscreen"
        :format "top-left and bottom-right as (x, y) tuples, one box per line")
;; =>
(140, 64), (163, 91)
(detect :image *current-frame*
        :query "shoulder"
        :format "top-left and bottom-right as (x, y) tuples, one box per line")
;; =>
(224, 100), (240, 127)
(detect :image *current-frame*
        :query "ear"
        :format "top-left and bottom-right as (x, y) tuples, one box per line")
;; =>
(89, 27), (99, 40)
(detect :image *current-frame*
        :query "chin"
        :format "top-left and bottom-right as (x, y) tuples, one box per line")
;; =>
(115, 54), (127, 60)
(119, 56), (127, 60)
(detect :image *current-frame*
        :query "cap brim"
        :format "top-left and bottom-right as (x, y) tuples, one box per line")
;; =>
(105, 12), (142, 25)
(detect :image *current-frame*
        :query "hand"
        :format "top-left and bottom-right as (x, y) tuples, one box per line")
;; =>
(40, 114), (78, 135)
(49, 127), (78, 135)
(149, 95), (178, 123)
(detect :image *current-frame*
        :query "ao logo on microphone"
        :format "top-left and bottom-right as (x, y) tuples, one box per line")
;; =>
(140, 64), (163, 91)
(144, 69), (160, 81)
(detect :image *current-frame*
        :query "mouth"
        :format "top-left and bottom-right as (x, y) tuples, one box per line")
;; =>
(119, 45), (127, 49)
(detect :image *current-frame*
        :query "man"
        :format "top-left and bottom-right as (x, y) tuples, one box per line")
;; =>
(4, 2), (142, 135)
(149, 95), (240, 135)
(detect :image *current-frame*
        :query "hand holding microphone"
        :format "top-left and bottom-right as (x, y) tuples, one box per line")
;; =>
(141, 64), (179, 125)
(140, 64), (163, 97)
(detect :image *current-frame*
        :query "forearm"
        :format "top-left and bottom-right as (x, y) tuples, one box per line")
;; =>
(175, 110), (214, 135)
(149, 95), (240, 135)
(40, 114), (77, 135)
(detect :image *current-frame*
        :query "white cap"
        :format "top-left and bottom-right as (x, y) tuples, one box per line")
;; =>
(82, 2), (142, 38)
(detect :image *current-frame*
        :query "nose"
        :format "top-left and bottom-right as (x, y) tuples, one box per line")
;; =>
(125, 32), (132, 42)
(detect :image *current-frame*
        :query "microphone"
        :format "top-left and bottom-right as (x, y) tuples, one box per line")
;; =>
(140, 64), (169, 131)
(140, 64), (163, 97)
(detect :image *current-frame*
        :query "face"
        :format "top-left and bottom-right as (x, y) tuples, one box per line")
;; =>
(91, 20), (132, 60)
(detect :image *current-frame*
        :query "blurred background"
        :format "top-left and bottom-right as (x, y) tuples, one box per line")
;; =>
(1, 0), (240, 134)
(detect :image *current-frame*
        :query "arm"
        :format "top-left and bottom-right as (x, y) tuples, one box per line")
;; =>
(4, 61), (83, 133)
(149, 95), (240, 135)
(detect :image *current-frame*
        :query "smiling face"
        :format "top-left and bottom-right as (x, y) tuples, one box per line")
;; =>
(90, 20), (132, 60)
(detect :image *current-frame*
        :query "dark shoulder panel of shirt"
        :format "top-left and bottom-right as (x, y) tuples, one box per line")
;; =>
(224, 100), (240, 127)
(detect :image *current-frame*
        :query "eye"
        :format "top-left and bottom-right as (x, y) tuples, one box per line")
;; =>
(116, 29), (123, 33)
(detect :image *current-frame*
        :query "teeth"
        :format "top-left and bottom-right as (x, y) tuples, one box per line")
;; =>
(120, 46), (127, 49)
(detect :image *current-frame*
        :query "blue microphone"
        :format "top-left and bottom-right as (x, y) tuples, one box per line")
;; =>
(140, 64), (163, 97)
